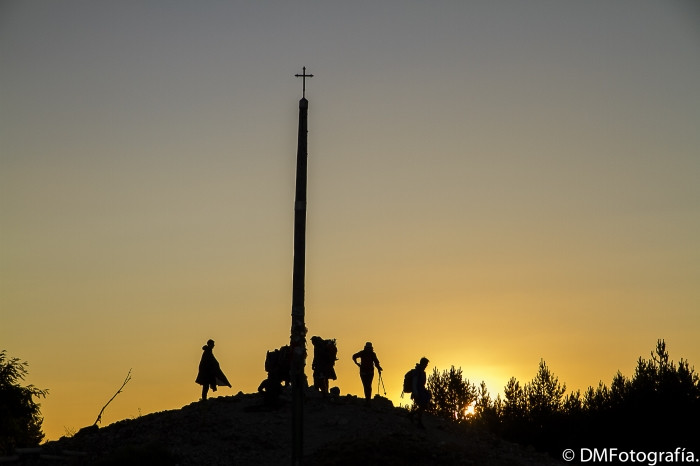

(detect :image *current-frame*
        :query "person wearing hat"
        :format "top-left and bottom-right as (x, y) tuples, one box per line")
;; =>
(195, 339), (232, 400)
(352, 342), (383, 402)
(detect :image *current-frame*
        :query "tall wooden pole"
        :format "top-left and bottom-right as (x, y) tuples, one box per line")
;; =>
(291, 67), (312, 466)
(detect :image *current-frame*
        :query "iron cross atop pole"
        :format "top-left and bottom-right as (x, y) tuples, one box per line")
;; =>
(290, 65), (312, 466)
(294, 66), (313, 98)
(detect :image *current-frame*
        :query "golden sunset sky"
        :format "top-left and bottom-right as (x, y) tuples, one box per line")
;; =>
(2, 1), (699, 441)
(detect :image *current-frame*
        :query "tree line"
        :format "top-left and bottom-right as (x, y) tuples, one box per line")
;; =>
(425, 340), (700, 454)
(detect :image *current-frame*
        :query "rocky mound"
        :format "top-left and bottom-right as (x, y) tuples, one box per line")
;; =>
(35, 391), (561, 465)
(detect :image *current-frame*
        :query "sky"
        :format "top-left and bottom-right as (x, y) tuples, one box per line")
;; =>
(1, 1), (699, 441)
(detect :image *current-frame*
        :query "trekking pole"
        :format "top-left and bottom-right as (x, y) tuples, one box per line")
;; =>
(378, 371), (387, 396)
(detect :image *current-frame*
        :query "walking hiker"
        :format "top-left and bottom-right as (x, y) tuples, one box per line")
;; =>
(311, 336), (338, 396)
(407, 357), (430, 427)
(195, 339), (232, 400)
(352, 342), (383, 402)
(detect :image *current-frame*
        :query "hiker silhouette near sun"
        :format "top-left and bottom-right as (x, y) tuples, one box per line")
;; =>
(195, 339), (232, 400)
(408, 357), (431, 428)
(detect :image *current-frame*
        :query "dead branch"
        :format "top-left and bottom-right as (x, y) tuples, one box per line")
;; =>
(93, 368), (132, 426)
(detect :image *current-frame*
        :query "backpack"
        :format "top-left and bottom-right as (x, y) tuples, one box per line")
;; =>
(265, 345), (291, 379)
(403, 368), (416, 393)
(264, 349), (279, 373)
(325, 339), (338, 362)
(313, 338), (337, 364)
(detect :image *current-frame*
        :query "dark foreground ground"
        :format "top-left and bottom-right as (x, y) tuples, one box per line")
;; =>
(20, 391), (564, 465)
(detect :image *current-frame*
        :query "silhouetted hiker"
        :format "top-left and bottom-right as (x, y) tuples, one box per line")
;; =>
(406, 357), (430, 428)
(259, 345), (292, 406)
(195, 339), (231, 400)
(352, 342), (383, 402)
(264, 345), (292, 386)
(310, 336), (338, 396)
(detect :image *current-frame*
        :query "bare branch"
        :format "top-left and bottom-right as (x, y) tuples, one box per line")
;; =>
(93, 369), (132, 426)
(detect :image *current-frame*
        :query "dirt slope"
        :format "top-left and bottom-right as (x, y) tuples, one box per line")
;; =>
(39, 391), (563, 466)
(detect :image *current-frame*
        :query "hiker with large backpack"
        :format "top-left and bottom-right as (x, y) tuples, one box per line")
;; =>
(352, 342), (383, 403)
(259, 345), (292, 406)
(264, 345), (292, 386)
(311, 336), (338, 396)
(402, 357), (430, 427)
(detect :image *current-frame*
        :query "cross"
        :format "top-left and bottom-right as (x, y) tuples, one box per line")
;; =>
(294, 66), (313, 98)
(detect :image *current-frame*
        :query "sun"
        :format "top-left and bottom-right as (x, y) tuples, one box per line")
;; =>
(463, 402), (476, 417)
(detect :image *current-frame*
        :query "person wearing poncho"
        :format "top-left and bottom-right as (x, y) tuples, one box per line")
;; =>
(195, 339), (232, 400)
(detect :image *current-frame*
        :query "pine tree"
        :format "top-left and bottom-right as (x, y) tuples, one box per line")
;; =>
(427, 366), (477, 421)
(0, 350), (49, 455)
(525, 359), (566, 420)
